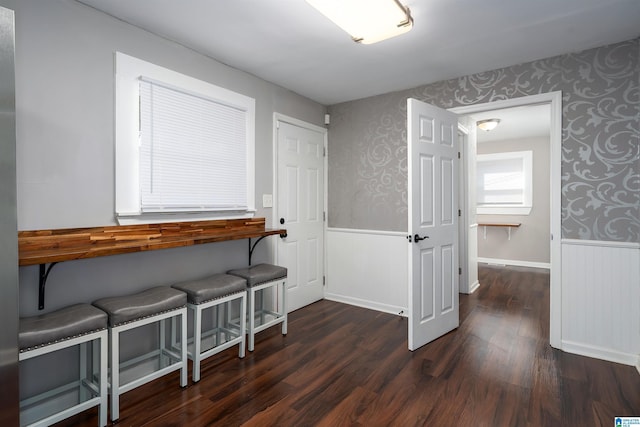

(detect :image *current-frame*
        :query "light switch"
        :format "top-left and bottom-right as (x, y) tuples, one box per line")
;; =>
(262, 194), (273, 208)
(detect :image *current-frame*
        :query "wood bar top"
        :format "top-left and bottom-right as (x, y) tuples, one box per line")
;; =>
(477, 222), (521, 228)
(18, 218), (285, 266)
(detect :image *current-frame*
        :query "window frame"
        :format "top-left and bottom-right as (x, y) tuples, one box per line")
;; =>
(476, 150), (533, 215)
(115, 52), (255, 224)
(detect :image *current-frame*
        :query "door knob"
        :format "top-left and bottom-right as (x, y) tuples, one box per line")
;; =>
(280, 218), (285, 225)
(414, 234), (429, 242)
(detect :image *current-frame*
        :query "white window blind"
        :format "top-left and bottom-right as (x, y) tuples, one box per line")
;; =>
(477, 156), (525, 205)
(139, 78), (248, 212)
(476, 150), (532, 215)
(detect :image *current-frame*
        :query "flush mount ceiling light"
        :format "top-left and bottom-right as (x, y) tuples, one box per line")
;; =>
(305, 0), (413, 44)
(476, 118), (501, 131)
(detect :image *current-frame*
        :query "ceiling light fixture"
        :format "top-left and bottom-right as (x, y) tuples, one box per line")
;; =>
(476, 118), (501, 131)
(305, 0), (413, 44)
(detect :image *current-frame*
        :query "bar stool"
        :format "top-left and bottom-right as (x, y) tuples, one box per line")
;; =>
(19, 304), (108, 427)
(227, 264), (287, 352)
(172, 274), (247, 382)
(92, 286), (187, 422)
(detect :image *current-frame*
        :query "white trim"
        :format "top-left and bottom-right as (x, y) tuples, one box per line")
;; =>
(117, 210), (255, 226)
(562, 340), (640, 366)
(477, 206), (532, 215)
(115, 52), (256, 222)
(324, 293), (407, 317)
(327, 227), (406, 237)
(478, 257), (551, 270)
(562, 238), (640, 250)
(274, 113), (328, 134)
(450, 91), (563, 350)
(636, 356), (640, 375)
(468, 280), (480, 293)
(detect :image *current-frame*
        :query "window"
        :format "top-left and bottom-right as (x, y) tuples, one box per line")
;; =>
(476, 150), (532, 215)
(115, 52), (255, 224)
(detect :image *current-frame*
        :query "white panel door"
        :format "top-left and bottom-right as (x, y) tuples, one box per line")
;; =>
(277, 120), (325, 312)
(407, 98), (459, 351)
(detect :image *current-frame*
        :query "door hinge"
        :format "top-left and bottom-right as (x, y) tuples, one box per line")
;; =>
(459, 267), (462, 275)
(323, 211), (326, 222)
(323, 146), (326, 157)
(458, 209), (461, 217)
(458, 152), (461, 159)
(323, 276), (326, 286)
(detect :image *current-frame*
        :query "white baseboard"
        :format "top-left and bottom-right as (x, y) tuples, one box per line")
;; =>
(562, 340), (639, 366)
(324, 293), (407, 317)
(467, 280), (480, 294)
(636, 357), (640, 376)
(478, 257), (551, 269)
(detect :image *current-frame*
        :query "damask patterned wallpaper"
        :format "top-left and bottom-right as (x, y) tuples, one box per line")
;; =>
(328, 38), (639, 242)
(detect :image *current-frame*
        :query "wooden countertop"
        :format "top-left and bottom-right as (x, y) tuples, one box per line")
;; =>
(478, 222), (521, 228)
(18, 218), (285, 266)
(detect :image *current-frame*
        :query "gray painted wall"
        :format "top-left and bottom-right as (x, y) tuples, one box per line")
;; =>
(6, 0), (324, 401)
(328, 38), (640, 243)
(477, 137), (551, 264)
(4, 0), (325, 319)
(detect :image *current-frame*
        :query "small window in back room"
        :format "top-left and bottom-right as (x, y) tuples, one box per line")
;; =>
(115, 52), (255, 224)
(476, 150), (532, 215)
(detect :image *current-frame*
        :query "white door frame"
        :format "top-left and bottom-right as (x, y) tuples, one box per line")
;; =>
(457, 123), (480, 295)
(450, 91), (563, 349)
(272, 113), (328, 303)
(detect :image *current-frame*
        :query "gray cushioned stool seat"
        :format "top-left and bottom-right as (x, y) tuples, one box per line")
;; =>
(93, 286), (186, 326)
(19, 303), (107, 351)
(172, 274), (247, 304)
(227, 263), (287, 352)
(227, 263), (287, 287)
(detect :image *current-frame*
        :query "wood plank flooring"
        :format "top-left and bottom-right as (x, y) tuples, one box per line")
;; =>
(57, 265), (639, 426)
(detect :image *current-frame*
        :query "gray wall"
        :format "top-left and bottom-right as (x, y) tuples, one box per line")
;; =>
(5, 0), (325, 316)
(6, 0), (324, 402)
(328, 38), (640, 243)
(477, 137), (551, 264)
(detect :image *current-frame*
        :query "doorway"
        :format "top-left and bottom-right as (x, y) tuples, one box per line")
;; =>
(451, 91), (562, 349)
(469, 104), (551, 270)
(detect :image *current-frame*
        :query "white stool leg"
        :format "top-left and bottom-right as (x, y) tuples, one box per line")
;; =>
(98, 331), (108, 427)
(193, 304), (202, 383)
(79, 340), (88, 402)
(179, 309), (188, 387)
(160, 319), (166, 365)
(110, 328), (120, 422)
(215, 305), (223, 345)
(239, 293), (246, 358)
(281, 279), (288, 335)
(248, 288), (256, 352)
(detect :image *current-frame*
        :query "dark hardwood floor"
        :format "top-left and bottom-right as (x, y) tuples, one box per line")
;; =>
(58, 265), (639, 426)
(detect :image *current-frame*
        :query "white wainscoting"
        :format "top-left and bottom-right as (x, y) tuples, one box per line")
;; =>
(477, 257), (551, 270)
(326, 228), (408, 316)
(561, 239), (640, 366)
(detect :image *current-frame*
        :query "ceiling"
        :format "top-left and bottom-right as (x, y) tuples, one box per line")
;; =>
(471, 104), (550, 143)
(76, 0), (640, 106)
